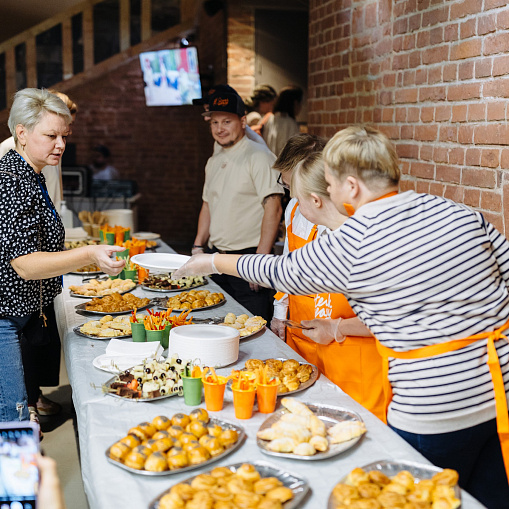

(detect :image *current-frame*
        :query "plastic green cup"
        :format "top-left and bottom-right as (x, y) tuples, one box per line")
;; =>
(124, 229), (131, 241)
(116, 248), (130, 260)
(161, 323), (172, 349)
(182, 376), (203, 406)
(131, 322), (146, 342)
(123, 269), (137, 281)
(99, 229), (105, 243)
(105, 232), (115, 245)
(145, 329), (163, 344)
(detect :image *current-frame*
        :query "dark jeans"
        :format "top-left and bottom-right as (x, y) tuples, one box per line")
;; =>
(210, 246), (275, 321)
(391, 418), (509, 508)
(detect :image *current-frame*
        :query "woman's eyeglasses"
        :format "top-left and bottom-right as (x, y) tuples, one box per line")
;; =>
(277, 173), (290, 191)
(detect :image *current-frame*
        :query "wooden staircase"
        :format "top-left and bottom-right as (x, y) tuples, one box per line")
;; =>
(0, 0), (199, 121)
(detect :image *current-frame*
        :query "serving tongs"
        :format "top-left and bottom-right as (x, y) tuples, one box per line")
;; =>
(190, 316), (225, 324)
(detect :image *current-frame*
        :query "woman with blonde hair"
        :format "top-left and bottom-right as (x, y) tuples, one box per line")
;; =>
(175, 126), (509, 507)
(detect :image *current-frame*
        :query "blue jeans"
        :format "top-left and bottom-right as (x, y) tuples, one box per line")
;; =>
(0, 315), (30, 421)
(391, 419), (509, 509)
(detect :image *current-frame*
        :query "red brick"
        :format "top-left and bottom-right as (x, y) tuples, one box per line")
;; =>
(428, 67), (442, 84)
(408, 107), (420, 122)
(397, 144), (419, 159)
(444, 24), (459, 42)
(430, 27), (443, 45)
(395, 88), (418, 104)
(460, 19), (476, 39)
(452, 105), (467, 122)
(395, 107), (407, 122)
(415, 125), (438, 142)
(501, 148), (509, 169)
(444, 185), (464, 203)
(401, 125), (415, 139)
(443, 63), (458, 81)
(498, 9), (509, 30)
(493, 55), (509, 76)
(411, 162), (435, 179)
(473, 124), (509, 145)
(482, 212), (503, 235)
(478, 13), (497, 35)
(403, 70), (416, 86)
(484, 79), (509, 98)
(450, 39), (482, 60)
(447, 83), (481, 101)
(417, 30), (430, 48)
(382, 108), (394, 122)
(422, 45), (449, 65)
(409, 13), (422, 31)
(450, 0), (483, 20)
(475, 58), (492, 78)
(419, 86), (446, 101)
(466, 148), (481, 166)
(464, 188), (481, 207)
(439, 125), (458, 142)
(415, 68), (428, 84)
(435, 105), (452, 122)
(467, 103), (486, 121)
(458, 125), (474, 143)
(365, 2), (377, 28)
(484, 33), (509, 55)
(481, 190), (502, 211)
(399, 179), (416, 193)
(481, 148), (500, 168)
(422, 7), (448, 26)
(416, 181), (431, 194)
(409, 50), (422, 68)
(486, 0), (508, 10)
(458, 61), (474, 80)
(462, 168), (497, 188)
(434, 147), (448, 164)
(401, 160), (411, 176)
(420, 145), (433, 161)
(448, 147), (465, 165)
(421, 107), (434, 122)
(429, 182), (445, 196)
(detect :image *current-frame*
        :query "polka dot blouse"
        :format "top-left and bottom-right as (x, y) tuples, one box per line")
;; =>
(0, 150), (64, 317)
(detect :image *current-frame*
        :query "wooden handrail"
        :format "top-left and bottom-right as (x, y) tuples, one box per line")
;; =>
(0, 0), (199, 110)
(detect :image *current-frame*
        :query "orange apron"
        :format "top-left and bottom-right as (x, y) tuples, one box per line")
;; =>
(277, 203), (385, 420)
(376, 319), (509, 482)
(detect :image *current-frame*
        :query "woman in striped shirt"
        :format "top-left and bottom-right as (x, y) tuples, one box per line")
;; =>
(175, 126), (509, 507)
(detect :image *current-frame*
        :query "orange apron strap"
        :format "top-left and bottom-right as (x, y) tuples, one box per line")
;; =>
(375, 317), (509, 483)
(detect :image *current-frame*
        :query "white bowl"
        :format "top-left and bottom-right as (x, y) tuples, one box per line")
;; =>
(169, 325), (240, 368)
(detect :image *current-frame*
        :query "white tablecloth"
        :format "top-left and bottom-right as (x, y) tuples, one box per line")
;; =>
(55, 245), (485, 509)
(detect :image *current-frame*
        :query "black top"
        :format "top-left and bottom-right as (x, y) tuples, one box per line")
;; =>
(0, 150), (64, 317)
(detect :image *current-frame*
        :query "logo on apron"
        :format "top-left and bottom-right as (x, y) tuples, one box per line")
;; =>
(314, 294), (332, 319)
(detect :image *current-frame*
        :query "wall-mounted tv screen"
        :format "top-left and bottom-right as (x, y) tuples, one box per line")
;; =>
(139, 47), (202, 106)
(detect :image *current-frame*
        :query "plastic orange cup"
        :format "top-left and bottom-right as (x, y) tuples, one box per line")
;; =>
(138, 266), (149, 283)
(231, 382), (256, 419)
(203, 376), (228, 411)
(256, 379), (279, 414)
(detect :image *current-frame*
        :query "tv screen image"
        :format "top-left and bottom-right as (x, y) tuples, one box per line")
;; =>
(139, 47), (202, 106)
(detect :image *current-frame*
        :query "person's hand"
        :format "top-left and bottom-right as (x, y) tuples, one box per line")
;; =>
(191, 246), (205, 256)
(172, 253), (220, 278)
(270, 317), (286, 340)
(249, 282), (260, 292)
(89, 245), (126, 276)
(36, 454), (66, 509)
(300, 318), (344, 345)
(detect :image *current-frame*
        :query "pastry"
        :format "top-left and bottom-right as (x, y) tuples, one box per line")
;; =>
(293, 442), (316, 456)
(190, 408), (209, 423)
(124, 451), (147, 470)
(349, 499), (382, 509)
(280, 397), (314, 416)
(182, 439), (200, 451)
(187, 420), (208, 438)
(309, 415), (327, 436)
(167, 452), (189, 470)
(245, 359), (264, 370)
(265, 486), (294, 503)
(309, 435), (328, 452)
(347, 467), (371, 487)
(392, 471), (415, 492)
(219, 429), (239, 447)
(128, 426), (151, 441)
(257, 500), (283, 509)
(332, 483), (360, 505)
(253, 477), (283, 495)
(327, 420), (367, 444)
(179, 432), (198, 444)
(266, 437), (296, 453)
(119, 434), (141, 448)
(210, 466), (235, 479)
(152, 415), (171, 430)
(210, 486), (234, 502)
(358, 483), (382, 498)
(203, 437), (225, 457)
(236, 463), (261, 482)
(207, 423), (223, 437)
(432, 469), (459, 487)
(132, 444), (152, 457)
(168, 425), (185, 439)
(377, 491), (406, 507)
(368, 470), (391, 486)
(191, 473), (217, 490)
(109, 441), (130, 460)
(265, 359), (283, 371)
(199, 434), (214, 447)
(187, 445), (211, 465)
(144, 451), (168, 472)
(158, 492), (186, 509)
(185, 491), (214, 509)
(167, 446), (185, 457)
(172, 413), (191, 428)
(233, 492), (261, 508)
(152, 430), (171, 440)
(170, 482), (196, 501)
(152, 437), (174, 453)
(282, 359), (300, 373)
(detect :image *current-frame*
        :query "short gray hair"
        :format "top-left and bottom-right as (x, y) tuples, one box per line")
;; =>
(8, 88), (72, 142)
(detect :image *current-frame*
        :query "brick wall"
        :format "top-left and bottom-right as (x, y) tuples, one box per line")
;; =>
(309, 0), (509, 235)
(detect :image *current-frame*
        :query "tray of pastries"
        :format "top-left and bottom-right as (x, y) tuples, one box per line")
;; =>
(103, 357), (184, 401)
(141, 274), (207, 292)
(239, 358), (318, 395)
(69, 277), (136, 298)
(68, 264), (102, 275)
(328, 461), (461, 509)
(154, 289), (226, 312)
(218, 313), (267, 338)
(257, 397), (366, 460)
(74, 315), (134, 339)
(106, 410), (245, 476)
(75, 292), (152, 315)
(149, 460), (309, 509)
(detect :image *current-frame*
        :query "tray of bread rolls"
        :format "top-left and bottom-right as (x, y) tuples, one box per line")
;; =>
(257, 398), (366, 461)
(328, 461), (461, 509)
(149, 460), (310, 509)
(106, 410), (246, 476)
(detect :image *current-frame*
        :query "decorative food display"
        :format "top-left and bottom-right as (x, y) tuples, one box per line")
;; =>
(83, 292), (151, 313)
(164, 289), (225, 311)
(330, 465), (460, 509)
(155, 463), (297, 508)
(219, 313), (267, 337)
(69, 278), (136, 297)
(107, 410), (243, 475)
(243, 358), (315, 394)
(257, 398), (366, 458)
(78, 315), (135, 338)
(142, 274), (206, 291)
(104, 357), (184, 399)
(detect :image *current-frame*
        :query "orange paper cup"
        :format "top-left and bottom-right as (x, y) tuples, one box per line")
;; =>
(203, 376), (228, 411)
(231, 383), (256, 419)
(256, 379), (279, 414)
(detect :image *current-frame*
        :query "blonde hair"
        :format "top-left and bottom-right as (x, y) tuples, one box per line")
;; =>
(291, 151), (329, 199)
(47, 89), (78, 115)
(8, 88), (72, 142)
(273, 133), (326, 174)
(323, 126), (400, 187)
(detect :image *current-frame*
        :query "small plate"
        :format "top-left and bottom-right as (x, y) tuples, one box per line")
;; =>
(327, 460), (462, 509)
(107, 419), (246, 477)
(257, 403), (364, 461)
(93, 354), (165, 374)
(131, 253), (190, 271)
(74, 300), (153, 316)
(148, 460), (309, 507)
(132, 232), (161, 240)
(152, 296), (226, 312)
(73, 325), (131, 340)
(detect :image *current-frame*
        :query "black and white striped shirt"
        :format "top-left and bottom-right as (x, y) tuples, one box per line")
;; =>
(238, 191), (509, 434)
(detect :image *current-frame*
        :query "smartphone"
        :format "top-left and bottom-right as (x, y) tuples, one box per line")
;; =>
(0, 422), (40, 509)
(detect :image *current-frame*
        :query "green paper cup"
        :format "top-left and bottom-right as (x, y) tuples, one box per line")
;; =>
(123, 269), (137, 281)
(105, 232), (115, 245)
(99, 229), (105, 243)
(124, 229), (131, 241)
(116, 248), (130, 260)
(182, 376), (203, 406)
(145, 329), (163, 344)
(131, 322), (146, 342)
(109, 274), (119, 280)
(161, 323), (172, 349)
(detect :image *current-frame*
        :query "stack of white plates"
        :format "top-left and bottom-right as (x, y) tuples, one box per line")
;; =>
(169, 324), (240, 368)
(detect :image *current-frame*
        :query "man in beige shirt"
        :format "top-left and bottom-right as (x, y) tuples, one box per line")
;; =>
(193, 86), (283, 318)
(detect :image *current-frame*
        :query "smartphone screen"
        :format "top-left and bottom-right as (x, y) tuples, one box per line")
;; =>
(0, 422), (39, 509)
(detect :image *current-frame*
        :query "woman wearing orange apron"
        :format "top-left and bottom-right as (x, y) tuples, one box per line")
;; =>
(275, 153), (385, 420)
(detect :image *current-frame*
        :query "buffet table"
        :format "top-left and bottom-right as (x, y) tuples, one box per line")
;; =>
(55, 244), (485, 509)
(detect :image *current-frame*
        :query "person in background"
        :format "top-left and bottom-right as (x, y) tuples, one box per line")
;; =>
(0, 88), (125, 425)
(262, 85), (303, 156)
(244, 84), (277, 135)
(89, 145), (119, 180)
(192, 86), (283, 319)
(0, 89), (78, 213)
(174, 126), (509, 508)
